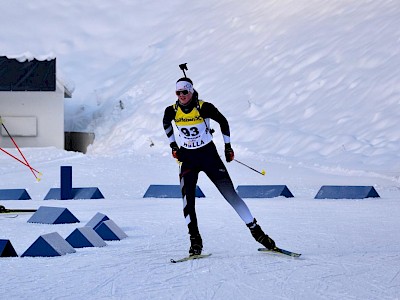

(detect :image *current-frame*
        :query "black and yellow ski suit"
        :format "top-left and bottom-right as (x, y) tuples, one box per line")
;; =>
(163, 91), (255, 237)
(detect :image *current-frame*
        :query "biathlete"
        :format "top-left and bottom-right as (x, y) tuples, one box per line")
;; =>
(163, 76), (276, 256)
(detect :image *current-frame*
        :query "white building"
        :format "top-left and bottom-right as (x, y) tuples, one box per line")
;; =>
(0, 55), (72, 149)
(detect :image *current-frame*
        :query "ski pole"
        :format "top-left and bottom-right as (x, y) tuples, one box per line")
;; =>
(1, 122), (41, 181)
(0, 147), (42, 175)
(234, 159), (266, 176)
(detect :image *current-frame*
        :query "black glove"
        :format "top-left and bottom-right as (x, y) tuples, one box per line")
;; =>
(170, 142), (180, 160)
(224, 143), (234, 162)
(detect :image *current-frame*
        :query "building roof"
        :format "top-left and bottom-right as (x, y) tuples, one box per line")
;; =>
(0, 56), (71, 97)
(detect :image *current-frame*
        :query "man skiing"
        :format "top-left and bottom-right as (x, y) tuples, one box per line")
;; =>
(163, 76), (276, 256)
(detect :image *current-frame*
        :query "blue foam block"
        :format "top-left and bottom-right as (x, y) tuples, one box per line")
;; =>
(0, 189), (31, 200)
(44, 187), (104, 200)
(236, 185), (294, 198)
(27, 206), (80, 224)
(73, 187), (104, 199)
(21, 232), (76, 257)
(0, 239), (18, 257)
(143, 185), (205, 198)
(85, 213), (110, 230)
(66, 227), (107, 248)
(95, 220), (127, 241)
(314, 186), (380, 199)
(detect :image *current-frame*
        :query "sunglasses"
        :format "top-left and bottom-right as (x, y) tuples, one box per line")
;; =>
(176, 90), (189, 96)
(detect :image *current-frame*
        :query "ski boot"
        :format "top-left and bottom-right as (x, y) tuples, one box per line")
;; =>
(189, 233), (203, 256)
(247, 218), (276, 249)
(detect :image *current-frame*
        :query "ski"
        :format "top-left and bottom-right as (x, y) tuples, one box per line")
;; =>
(170, 253), (212, 263)
(258, 247), (301, 258)
(0, 205), (36, 214)
(0, 214), (18, 219)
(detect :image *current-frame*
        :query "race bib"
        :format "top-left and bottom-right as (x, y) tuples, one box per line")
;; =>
(174, 102), (213, 149)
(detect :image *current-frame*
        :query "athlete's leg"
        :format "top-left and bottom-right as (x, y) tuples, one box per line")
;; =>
(204, 158), (276, 249)
(180, 165), (200, 235)
(202, 150), (254, 224)
(180, 164), (203, 254)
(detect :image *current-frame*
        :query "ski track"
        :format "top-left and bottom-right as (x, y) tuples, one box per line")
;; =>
(2, 201), (400, 300)
(1, 150), (400, 299)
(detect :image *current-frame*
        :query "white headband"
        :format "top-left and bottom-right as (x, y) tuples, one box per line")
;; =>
(176, 80), (194, 93)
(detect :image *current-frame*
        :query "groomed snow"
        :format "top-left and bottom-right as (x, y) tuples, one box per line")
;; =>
(1, 148), (400, 299)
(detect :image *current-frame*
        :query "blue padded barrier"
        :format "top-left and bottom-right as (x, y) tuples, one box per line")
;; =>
(27, 206), (80, 224)
(44, 187), (104, 200)
(66, 227), (107, 248)
(21, 232), (76, 257)
(236, 185), (294, 198)
(143, 185), (205, 198)
(0, 239), (18, 257)
(85, 213), (110, 230)
(314, 185), (380, 199)
(44, 166), (104, 200)
(94, 220), (127, 241)
(0, 189), (31, 200)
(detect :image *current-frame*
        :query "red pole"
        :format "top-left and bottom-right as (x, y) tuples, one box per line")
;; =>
(1, 122), (41, 180)
(0, 147), (41, 174)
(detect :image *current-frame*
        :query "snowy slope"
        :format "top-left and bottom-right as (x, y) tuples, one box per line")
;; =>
(2, 0), (400, 173)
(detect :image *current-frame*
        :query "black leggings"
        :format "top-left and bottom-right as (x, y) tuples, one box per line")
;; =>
(179, 142), (254, 236)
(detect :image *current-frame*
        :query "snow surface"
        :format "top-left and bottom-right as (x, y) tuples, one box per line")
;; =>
(1, 0), (400, 299)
